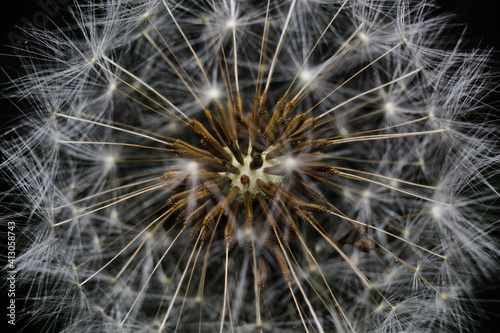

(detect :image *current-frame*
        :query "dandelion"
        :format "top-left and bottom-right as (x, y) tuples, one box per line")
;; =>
(2, 0), (499, 332)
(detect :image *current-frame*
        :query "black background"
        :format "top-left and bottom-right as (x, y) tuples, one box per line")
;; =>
(1, 1), (499, 332)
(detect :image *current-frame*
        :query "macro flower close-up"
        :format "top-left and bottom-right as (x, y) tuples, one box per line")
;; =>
(1, 0), (499, 332)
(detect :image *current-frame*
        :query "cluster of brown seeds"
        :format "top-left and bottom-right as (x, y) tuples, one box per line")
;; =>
(159, 91), (374, 286)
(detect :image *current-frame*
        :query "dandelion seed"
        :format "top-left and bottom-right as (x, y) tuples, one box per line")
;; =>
(2, 0), (499, 332)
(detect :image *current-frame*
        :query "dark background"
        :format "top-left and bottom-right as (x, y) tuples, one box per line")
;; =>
(1, 1), (499, 332)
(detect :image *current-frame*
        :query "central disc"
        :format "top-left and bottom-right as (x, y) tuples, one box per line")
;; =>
(224, 146), (284, 200)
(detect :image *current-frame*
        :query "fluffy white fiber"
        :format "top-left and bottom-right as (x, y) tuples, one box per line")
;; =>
(2, 0), (499, 332)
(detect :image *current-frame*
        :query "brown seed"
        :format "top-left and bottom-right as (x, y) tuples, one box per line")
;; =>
(240, 174), (250, 187)
(188, 120), (233, 162)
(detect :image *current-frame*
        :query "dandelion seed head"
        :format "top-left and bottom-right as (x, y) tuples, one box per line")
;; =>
(2, 0), (498, 332)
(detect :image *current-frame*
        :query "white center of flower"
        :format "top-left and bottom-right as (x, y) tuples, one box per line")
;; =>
(223, 146), (284, 199)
